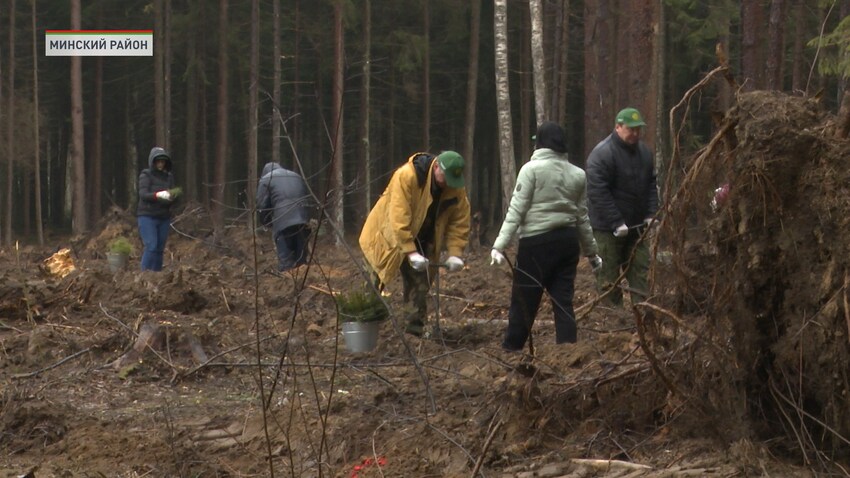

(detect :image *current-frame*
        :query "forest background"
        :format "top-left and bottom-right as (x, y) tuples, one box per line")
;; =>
(0, 0), (848, 246)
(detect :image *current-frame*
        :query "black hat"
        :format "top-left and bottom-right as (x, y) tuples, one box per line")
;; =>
(535, 121), (567, 153)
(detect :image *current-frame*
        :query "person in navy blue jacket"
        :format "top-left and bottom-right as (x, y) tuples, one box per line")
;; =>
(137, 147), (177, 271)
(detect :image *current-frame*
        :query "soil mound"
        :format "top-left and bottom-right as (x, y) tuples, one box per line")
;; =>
(660, 90), (850, 462)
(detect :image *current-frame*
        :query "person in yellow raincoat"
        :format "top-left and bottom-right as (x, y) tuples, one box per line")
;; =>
(359, 151), (471, 336)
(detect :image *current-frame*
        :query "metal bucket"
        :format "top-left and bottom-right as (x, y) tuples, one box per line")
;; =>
(106, 252), (128, 273)
(341, 321), (380, 353)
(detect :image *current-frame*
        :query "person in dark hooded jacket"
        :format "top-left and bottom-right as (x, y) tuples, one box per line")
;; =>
(137, 147), (178, 271)
(256, 162), (312, 271)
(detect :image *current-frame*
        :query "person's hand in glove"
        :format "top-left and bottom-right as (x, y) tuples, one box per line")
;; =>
(445, 256), (464, 272)
(613, 224), (629, 237)
(587, 255), (603, 272)
(407, 252), (429, 271)
(155, 190), (172, 202)
(490, 249), (506, 266)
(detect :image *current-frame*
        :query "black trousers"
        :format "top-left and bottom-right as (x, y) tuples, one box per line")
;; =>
(503, 227), (580, 350)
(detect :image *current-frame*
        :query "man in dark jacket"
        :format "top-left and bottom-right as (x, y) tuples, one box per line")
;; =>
(586, 108), (659, 307)
(137, 147), (179, 271)
(256, 162), (312, 271)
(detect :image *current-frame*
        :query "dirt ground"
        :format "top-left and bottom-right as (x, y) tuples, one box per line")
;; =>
(2, 91), (849, 477)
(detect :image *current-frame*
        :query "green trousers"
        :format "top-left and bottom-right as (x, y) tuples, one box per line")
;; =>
(593, 229), (650, 307)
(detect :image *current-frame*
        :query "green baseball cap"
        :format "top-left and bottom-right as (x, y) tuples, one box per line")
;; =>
(437, 151), (465, 189)
(616, 107), (646, 127)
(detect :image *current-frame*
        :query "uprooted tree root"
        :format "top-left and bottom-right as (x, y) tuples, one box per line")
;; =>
(644, 90), (850, 469)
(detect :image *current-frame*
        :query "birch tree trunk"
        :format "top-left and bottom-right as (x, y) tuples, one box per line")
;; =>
(520, 13), (532, 159)
(462, 0), (481, 210)
(654, 0), (666, 191)
(494, 0), (517, 213)
(330, 0), (345, 244)
(529, 0), (547, 126)
(70, 0), (87, 234)
(32, 0), (44, 245)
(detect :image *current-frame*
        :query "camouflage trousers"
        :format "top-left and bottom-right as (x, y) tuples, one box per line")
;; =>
(399, 259), (436, 335)
(593, 229), (650, 307)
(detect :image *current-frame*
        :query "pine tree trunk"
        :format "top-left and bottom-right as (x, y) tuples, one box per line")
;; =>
(125, 74), (138, 210)
(388, 48), (396, 171)
(272, 0), (281, 167)
(32, 0), (44, 245)
(213, 0), (229, 234)
(164, 0), (172, 151)
(462, 0), (481, 211)
(6, 0), (16, 244)
(494, 0), (517, 214)
(70, 0), (87, 234)
(422, 0), (431, 149)
(357, 0), (372, 221)
(293, 0), (301, 164)
(154, 0), (166, 146)
(790, 0), (805, 93)
(583, 0), (612, 159)
(741, 0), (764, 91)
(330, 0), (345, 244)
(184, 1), (199, 202)
(632, 1), (658, 152)
(0, 35), (3, 241)
(766, 0), (786, 91)
(247, 0), (259, 212)
(92, 55), (103, 222)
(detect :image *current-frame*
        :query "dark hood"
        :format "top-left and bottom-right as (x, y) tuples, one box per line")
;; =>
(148, 147), (173, 172)
(535, 121), (567, 153)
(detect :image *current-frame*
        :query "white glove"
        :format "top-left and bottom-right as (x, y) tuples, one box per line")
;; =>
(588, 255), (603, 272)
(155, 190), (172, 201)
(407, 252), (429, 271)
(490, 249), (506, 266)
(445, 256), (464, 272)
(613, 224), (629, 237)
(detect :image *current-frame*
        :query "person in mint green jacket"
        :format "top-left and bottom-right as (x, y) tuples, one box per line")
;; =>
(490, 121), (602, 351)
